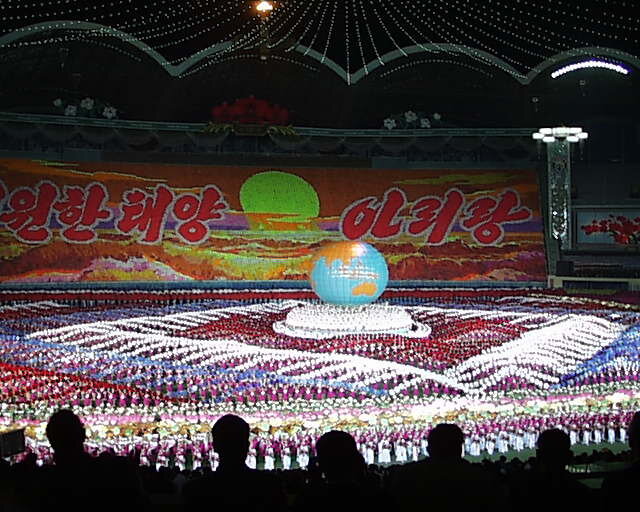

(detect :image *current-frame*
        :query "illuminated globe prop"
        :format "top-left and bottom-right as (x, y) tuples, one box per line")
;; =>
(310, 241), (388, 306)
(273, 241), (431, 340)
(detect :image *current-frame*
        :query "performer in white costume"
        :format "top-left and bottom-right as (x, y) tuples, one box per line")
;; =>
(264, 444), (275, 471)
(298, 444), (309, 469)
(379, 439), (392, 465)
(246, 447), (257, 469)
(365, 442), (376, 466)
(282, 445), (291, 470)
(395, 439), (407, 464)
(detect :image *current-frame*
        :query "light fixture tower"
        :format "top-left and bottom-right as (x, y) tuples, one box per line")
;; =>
(532, 127), (588, 251)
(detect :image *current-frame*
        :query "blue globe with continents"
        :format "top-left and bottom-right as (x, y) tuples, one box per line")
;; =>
(310, 241), (389, 306)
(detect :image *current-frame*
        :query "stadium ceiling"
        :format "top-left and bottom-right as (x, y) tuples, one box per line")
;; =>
(0, 0), (638, 84)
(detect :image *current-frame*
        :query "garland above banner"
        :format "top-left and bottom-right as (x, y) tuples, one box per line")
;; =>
(0, 112), (537, 161)
(204, 122), (298, 137)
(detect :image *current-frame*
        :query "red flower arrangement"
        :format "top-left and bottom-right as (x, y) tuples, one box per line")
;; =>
(211, 96), (290, 125)
(581, 215), (640, 245)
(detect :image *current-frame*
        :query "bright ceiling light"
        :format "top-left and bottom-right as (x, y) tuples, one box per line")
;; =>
(551, 60), (630, 79)
(256, 1), (274, 13)
(533, 127), (588, 144)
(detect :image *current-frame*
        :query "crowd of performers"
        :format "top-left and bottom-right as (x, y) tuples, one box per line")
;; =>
(3, 396), (638, 470)
(1, 292), (639, 471)
(2, 300), (637, 408)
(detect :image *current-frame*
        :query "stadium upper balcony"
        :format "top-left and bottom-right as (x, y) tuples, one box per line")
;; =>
(0, 111), (538, 165)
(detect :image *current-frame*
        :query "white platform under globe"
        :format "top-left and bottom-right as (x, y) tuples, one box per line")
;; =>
(273, 303), (431, 340)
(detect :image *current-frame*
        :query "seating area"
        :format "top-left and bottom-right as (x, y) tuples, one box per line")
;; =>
(1, 411), (638, 511)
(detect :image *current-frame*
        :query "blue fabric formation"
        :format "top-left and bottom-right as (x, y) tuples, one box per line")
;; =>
(557, 324), (640, 387)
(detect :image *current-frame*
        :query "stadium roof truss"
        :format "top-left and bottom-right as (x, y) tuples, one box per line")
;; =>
(0, 21), (637, 86)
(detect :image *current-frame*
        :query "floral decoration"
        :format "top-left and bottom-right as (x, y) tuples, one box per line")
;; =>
(383, 118), (397, 130)
(79, 97), (95, 110)
(53, 96), (119, 120)
(383, 110), (443, 130)
(404, 110), (418, 123)
(102, 106), (118, 120)
(211, 96), (290, 126)
(581, 215), (640, 245)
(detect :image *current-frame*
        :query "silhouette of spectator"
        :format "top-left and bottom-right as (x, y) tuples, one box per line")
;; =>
(36, 409), (143, 511)
(316, 430), (365, 482)
(46, 409), (90, 467)
(509, 428), (593, 512)
(601, 412), (640, 509)
(388, 423), (508, 512)
(294, 430), (388, 512)
(0, 457), (11, 508)
(182, 414), (285, 511)
(630, 411), (640, 459)
(427, 423), (464, 460)
(2, 451), (40, 510)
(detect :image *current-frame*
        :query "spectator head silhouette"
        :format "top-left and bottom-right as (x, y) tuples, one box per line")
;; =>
(316, 430), (365, 481)
(629, 411), (640, 458)
(45, 409), (86, 464)
(211, 414), (250, 467)
(427, 423), (464, 461)
(536, 428), (572, 472)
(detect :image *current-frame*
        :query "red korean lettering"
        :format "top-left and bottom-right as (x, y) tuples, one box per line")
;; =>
(0, 180), (7, 234)
(407, 188), (465, 245)
(341, 188), (407, 240)
(53, 183), (113, 243)
(116, 185), (174, 244)
(0, 180), (7, 206)
(340, 196), (378, 240)
(0, 181), (58, 243)
(172, 186), (228, 244)
(371, 188), (406, 239)
(461, 189), (532, 245)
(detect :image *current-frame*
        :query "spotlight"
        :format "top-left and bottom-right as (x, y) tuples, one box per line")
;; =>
(256, 1), (274, 14)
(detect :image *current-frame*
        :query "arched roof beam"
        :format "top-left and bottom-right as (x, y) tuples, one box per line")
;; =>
(0, 21), (232, 77)
(1, 24), (637, 84)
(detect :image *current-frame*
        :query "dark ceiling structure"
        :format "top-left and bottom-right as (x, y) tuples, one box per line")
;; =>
(0, 1), (638, 128)
(2, 1), (638, 74)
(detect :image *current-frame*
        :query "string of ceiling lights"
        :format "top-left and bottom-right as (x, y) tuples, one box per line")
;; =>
(0, 0), (636, 79)
(379, 57), (495, 80)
